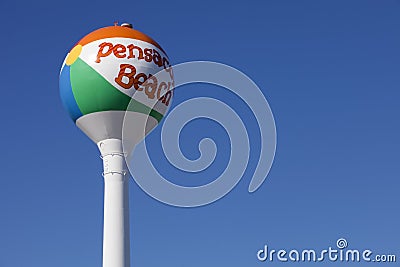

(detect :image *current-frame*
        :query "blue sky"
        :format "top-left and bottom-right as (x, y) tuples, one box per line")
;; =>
(0, 0), (399, 266)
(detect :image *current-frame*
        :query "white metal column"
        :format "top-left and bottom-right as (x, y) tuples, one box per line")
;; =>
(98, 139), (130, 267)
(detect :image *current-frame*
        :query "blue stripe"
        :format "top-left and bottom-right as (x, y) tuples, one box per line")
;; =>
(59, 65), (83, 122)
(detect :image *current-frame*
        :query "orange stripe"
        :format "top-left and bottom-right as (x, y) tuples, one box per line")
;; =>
(77, 26), (167, 55)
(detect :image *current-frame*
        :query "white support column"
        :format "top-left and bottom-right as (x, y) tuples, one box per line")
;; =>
(98, 139), (130, 267)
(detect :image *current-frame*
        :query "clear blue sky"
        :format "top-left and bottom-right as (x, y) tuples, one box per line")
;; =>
(0, 0), (399, 266)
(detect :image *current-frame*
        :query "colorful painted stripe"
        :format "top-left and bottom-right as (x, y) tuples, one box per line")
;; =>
(77, 26), (167, 55)
(60, 57), (163, 122)
(59, 64), (83, 121)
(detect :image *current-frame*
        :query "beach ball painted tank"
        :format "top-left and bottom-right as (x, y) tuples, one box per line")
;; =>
(59, 25), (174, 145)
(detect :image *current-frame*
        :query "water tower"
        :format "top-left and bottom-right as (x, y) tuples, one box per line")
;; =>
(59, 23), (173, 267)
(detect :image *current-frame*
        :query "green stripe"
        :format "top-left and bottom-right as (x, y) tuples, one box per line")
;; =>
(127, 99), (164, 122)
(70, 58), (163, 122)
